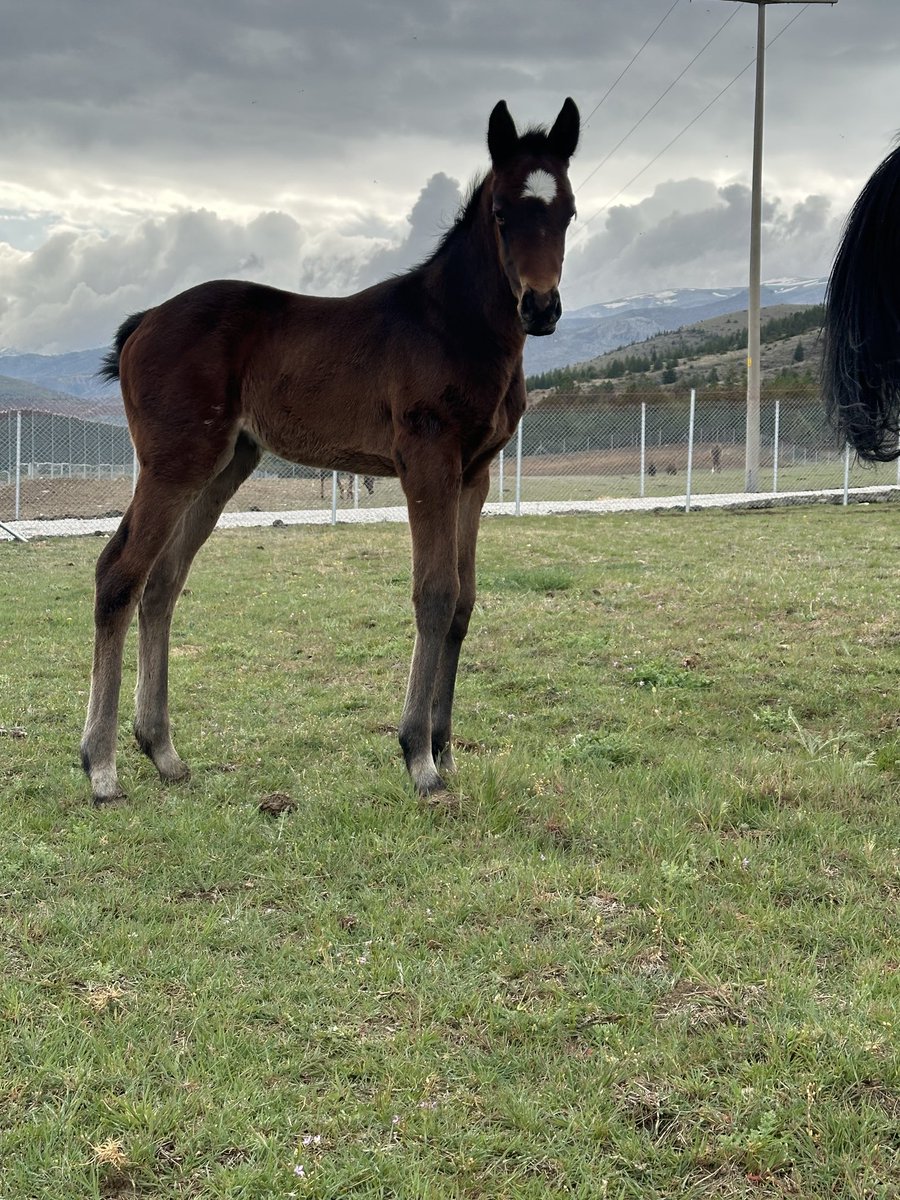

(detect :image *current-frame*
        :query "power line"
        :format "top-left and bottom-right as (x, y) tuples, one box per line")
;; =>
(567, 2), (814, 282)
(576, 5), (740, 194)
(579, 0), (682, 130)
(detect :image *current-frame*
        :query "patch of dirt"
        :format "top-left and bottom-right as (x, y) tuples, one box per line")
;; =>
(76, 982), (126, 1012)
(582, 892), (635, 919)
(154, 1139), (183, 1170)
(654, 980), (764, 1028)
(257, 792), (296, 817)
(99, 1182), (142, 1200)
(840, 1079), (900, 1121)
(616, 1078), (682, 1143)
(172, 879), (255, 902)
(420, 787), (462, 817)
(630, 948), (671, 978)
(217, 1147), (252, 1166)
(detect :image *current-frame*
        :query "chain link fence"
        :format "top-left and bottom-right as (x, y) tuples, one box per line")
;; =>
(2, 390), (895, 534)
(514, 387), (897, 502)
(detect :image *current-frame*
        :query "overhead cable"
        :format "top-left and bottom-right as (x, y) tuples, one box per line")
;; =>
(576, 5), (741, 194)
(567, 2), (814, 276)
(579, 0), (682, 130)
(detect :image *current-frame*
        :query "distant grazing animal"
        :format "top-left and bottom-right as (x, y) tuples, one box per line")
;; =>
(318, 470), (370, 501)
(824, 141), (900, 460)
(81, 97), (580, 805)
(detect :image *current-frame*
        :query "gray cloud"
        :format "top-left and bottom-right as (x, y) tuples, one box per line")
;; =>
(357, 172), (464, 286)
(0, 0), (896, 350)
(0, 207), (375, 352)
(563, 178), (841, 309)
(0, 170), (840, 354)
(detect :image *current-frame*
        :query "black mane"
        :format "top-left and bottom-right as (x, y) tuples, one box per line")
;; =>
(429, 177), (489, 261)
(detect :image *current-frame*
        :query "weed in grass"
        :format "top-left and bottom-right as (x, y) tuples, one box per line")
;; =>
(628, 656), (713, 691)
(481, 565), (574, 593)
(753, 703), (794, 734)
(561, 730), (641, 769)
(785, 706), (846, 760)
(873, 736), (900, 775)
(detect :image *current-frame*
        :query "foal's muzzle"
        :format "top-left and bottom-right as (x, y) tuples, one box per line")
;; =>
(520, 287), (562, 336)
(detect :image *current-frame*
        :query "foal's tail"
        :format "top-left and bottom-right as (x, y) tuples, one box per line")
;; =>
(824, 141), (900, 462)
(97, 310), (148, 382)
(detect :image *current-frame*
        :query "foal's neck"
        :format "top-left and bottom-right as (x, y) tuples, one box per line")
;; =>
(423, 178), (524, 357)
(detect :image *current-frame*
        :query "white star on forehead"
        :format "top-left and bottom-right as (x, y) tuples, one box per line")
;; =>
(521, 169), (557, 204)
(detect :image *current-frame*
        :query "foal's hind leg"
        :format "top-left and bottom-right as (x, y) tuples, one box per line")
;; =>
(430, 466), (490, 773)
(81, 475), (199, 804)
(133, 434), (261, 783)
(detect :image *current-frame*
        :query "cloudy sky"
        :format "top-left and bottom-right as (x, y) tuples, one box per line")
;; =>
(0, 0), (896, 352)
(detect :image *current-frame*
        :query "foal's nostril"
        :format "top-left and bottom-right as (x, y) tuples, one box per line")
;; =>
(520, 287), (561, 333)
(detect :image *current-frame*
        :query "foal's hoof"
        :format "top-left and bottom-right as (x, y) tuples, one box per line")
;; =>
(152, 747), (191, 784)
(159, 761), (191, 785)
(417, 772), (460, 813)
(92, 786), (128, 808)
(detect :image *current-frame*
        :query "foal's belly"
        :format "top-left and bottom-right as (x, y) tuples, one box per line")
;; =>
(239, 408), (397, 478)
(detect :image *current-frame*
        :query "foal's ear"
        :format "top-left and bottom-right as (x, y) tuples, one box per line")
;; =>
(548, 97), (580, 161)
(488, 100), (519, 166)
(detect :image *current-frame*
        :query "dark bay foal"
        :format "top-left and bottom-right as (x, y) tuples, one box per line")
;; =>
(81, 97), (580, 803)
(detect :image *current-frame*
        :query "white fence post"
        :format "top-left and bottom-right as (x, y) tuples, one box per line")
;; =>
(514, 418), (523, 517)
(639, 401), (646, 499)
(498, 448), (505, 503)
(772, 397), (780, 494)
(132, 443), (139, 495)
(14, 410), (22, 520)
(843, 443), (850, 506)
(685, 389), (696, 512)
(331, 470), (338, 525)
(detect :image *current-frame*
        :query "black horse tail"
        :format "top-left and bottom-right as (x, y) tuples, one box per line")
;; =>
(97, 310), (148, 382)
(824, 141), (900, 462)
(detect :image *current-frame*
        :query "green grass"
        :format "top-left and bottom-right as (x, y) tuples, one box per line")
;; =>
(1, 506), (899, 1198)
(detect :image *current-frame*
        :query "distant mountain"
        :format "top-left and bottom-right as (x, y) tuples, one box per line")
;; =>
(0, 348), (125, 421)
(523, 278), (827, 376)
(0, 346), (114, 398)
(0, 373), (87, 414)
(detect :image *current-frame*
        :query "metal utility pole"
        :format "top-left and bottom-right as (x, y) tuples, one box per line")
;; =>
(719, 0), (837, 492)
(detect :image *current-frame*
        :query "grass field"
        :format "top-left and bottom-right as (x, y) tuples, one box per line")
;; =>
(1, 506), (899, 1198)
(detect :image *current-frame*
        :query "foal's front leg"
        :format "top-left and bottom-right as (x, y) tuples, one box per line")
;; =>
(397, 448), (462, 795)
(430, 466), (491, 773)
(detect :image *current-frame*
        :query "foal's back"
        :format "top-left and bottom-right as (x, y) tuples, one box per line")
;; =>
(118, 277), (421, 478)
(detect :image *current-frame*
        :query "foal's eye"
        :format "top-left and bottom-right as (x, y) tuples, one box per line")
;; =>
(493, 210), (507, 227)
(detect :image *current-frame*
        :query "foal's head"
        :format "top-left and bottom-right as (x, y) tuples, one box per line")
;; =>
(487, 97), (580, 336)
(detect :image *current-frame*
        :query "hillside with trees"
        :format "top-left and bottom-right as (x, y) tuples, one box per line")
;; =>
(526, 304), (823, 404)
